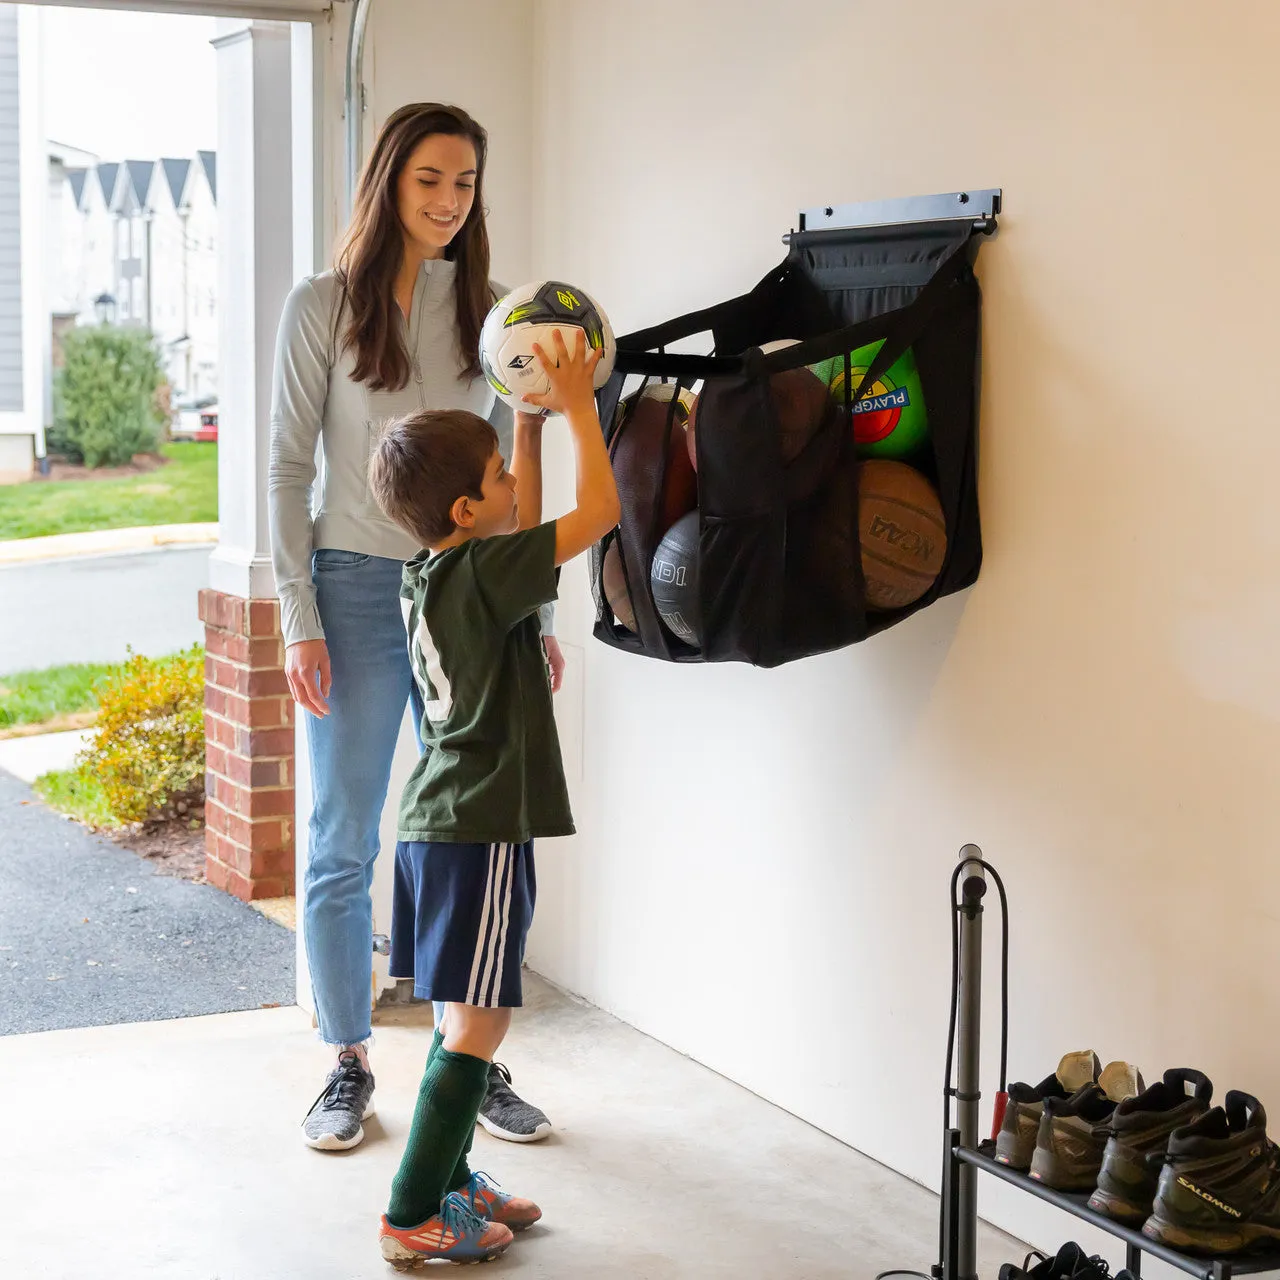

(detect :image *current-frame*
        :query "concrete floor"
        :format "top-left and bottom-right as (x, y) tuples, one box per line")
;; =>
(0, 973), (1025, 1279)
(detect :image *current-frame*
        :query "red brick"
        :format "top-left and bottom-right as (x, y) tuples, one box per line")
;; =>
(223, 868), (254, 902)
(245, 667), (290, 698)
(199, 589), (248, 634)
(248, 600), (280, 637)
(249, 636), (286, 668)
(250, 758), (284, 787)
(248, 875), (293, 901)
(205, 742), (227, 778)
(279, 756), (294, 787)
(205, 713), (237, 750)
(249, 844), (294, 879)
(205, 686), (229, 718)
(204, 853), (230, 892)
(218, 811), (290, 851)
(238, 725), (295, 757)
(243, 787), (295, 819)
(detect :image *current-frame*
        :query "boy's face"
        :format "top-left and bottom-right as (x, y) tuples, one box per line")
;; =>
(461, 446), (518, 538)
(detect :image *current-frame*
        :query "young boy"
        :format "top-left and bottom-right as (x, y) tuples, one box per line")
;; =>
(367, 328), (620, 1267)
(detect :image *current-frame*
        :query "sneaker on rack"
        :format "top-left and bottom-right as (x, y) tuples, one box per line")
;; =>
(1029, 1082), (1121, 1190)
(996, 1051), (1103, 1171)
(1088, 1068), (1213, 1225)
(998, 1242), (1114, 1280)
(478, 1062), (552, 1143)
(1143, 1091), (1280, 1254)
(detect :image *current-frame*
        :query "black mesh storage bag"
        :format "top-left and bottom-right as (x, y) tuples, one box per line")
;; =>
(590, 220), (988, 668)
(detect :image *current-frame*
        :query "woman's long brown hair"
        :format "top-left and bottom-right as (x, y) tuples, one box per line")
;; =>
(335, 103), (492, 390)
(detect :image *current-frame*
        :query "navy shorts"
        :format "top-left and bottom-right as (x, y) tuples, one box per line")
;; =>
(389, 841), (536, 1008)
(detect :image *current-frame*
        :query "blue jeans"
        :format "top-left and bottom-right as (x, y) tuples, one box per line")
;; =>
(304, 549), (425, 1046)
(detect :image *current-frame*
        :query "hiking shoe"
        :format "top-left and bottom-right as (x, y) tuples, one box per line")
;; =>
(302, 1050), (375, 1151)
(478, 1062), (552, 1143)
(379, 1190), (513, 1268)
(996, 1051), (1102, 1170)
(1143, 1091), (1280, 1254)
(1030, 1083), (1122, 1190)
(1089, 1069), (1213, 1225)
(453, 1169), (542, 1231)
(998, 1242), (1113, 1280)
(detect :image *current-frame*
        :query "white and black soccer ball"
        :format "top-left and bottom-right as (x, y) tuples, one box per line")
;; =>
(479, 280), (617, 413)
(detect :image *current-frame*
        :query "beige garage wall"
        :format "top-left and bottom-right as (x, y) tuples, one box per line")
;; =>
(521, 0), (1280, 1249)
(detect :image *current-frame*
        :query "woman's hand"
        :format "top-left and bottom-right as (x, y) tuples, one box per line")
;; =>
(285, 639), (332, 718)
(543, 635), (566, 694)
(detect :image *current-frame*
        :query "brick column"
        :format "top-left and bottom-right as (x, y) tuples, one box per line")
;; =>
(198, 589), (295, 901)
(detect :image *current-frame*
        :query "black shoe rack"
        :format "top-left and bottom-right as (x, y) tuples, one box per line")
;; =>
(939, 850), (1280, 1280)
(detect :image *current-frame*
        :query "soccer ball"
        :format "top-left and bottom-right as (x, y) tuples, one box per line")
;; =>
(479, 280), (617, 413)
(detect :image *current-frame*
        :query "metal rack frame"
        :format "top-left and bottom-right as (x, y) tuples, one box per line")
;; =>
(939, 851), (1280, 1280)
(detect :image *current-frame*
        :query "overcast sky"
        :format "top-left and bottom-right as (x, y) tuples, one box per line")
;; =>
(40, 7), (219, 162)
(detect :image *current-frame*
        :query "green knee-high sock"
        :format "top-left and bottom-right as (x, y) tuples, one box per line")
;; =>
(387, 1046), (490, 1228)
(424, 1027), (479, 1193)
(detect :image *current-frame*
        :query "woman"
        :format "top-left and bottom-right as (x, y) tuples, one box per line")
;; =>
(269, 102), (560, 1152)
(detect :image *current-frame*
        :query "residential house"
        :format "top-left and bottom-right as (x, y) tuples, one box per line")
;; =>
(0, 4), (45, 483)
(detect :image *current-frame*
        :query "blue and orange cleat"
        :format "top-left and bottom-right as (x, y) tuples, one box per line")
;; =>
(454, 1170), (542, 1232)
(379, 1190), (513, 1268)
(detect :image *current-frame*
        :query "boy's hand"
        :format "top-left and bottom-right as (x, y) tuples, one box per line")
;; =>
(521, 328), (602, 418)
(543, 635), (566, 693)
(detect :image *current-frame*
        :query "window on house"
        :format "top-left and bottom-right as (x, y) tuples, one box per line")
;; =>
(132, 278), (143, 321)
(131, 218), (143, 257)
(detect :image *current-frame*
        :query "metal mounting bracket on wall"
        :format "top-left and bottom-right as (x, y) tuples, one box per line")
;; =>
(782, 188), (1002, 244)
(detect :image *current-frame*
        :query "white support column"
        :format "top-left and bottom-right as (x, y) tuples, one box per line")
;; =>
(209, 21), (293, 601)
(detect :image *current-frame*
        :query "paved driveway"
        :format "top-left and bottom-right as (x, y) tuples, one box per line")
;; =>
(0, 542), (211, 672)
(0, 768), (294, 1037)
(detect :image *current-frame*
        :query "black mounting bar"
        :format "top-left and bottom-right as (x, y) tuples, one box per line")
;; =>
(782, 188), (1001, 246)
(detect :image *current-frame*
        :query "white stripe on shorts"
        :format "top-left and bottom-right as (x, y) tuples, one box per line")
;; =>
(467, 844), (512, 1007)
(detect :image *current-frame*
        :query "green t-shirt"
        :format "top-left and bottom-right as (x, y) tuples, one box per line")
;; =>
(397, 521), (573, 844)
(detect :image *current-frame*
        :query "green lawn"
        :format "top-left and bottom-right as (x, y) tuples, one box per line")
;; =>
(0, 649), (203, 734)
(0, 441), (218, 541)
(0, 659), (115, 731)
(33, 768), (119, 829)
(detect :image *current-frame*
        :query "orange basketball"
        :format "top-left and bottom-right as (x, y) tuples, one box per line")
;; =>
(857, 460), (947, 611)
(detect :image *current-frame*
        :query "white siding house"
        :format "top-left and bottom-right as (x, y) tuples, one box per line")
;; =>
(0, 3), (46, 482)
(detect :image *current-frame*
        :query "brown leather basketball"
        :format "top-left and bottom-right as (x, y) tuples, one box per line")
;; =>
(857, 460), (947, 611)
(602, 541), (636, 631)
(686, 342), (828, 472)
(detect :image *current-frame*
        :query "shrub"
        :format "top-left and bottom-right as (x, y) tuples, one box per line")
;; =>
(52, 326), (167, 467)
(78, 647), (205, 823)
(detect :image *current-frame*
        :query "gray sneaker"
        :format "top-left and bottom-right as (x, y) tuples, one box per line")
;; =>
(478, 1062), (551, 1143)
(302, 1050), (375, 1151)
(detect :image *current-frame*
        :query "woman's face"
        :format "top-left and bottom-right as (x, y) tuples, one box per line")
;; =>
(396, 132), (478, 261)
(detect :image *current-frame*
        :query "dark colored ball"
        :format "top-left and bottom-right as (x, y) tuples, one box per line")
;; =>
(649, 510), (701, 647)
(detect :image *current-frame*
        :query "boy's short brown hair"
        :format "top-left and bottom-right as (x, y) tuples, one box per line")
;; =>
(369, 409), (499, 545)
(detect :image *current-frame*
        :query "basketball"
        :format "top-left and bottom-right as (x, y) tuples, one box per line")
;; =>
(615, 385), (698, 530)
(857, 460), (947, 611)
(686, 339), (829, 472)
(601, 542), (636, 632)
(811, 341), (930, 459)
(649, 510), (701, 646)
(479, 280), (617, 413)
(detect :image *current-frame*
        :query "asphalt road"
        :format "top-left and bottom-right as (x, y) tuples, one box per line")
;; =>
(0, 768), (295, 1037)
(0, 543), (211, 673)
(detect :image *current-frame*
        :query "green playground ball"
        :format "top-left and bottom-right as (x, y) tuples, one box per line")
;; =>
(810, 339), (930, 459)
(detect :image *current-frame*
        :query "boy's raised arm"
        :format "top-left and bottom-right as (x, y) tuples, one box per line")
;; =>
(520, 329), (621, 566)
